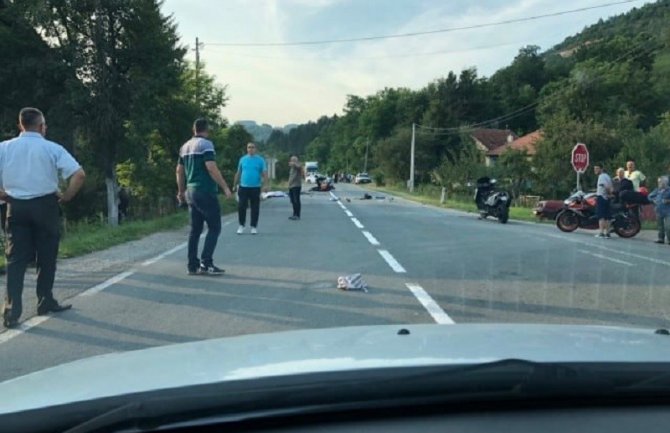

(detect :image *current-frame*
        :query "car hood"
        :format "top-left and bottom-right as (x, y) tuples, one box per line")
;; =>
(1, 323), (670, 415)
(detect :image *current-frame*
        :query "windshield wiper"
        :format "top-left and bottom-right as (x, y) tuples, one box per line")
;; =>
(64, 402), (151, 433)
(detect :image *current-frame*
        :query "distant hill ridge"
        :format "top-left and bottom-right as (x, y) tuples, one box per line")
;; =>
(235, 120), (298, 144)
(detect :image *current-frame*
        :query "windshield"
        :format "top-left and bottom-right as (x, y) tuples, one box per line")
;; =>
(1, 0), (670, 427)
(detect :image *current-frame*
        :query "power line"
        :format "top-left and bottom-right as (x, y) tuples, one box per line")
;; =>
(415, 104), (539, 134)
(412, 36), (662, 137)
(203, 28), (571, 61)
(204, 39), (527, 61)
(205, 0), (643, 47)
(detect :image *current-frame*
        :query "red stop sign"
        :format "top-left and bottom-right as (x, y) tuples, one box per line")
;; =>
(572, 143), (589, 173)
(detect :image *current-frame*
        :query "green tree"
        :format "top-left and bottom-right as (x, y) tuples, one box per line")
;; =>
(533, 113), (628, 198)
(431, 138), (486, 195)
(0, 3), (77, 143)
(497, 149), (534, 200)
(490, 45), (548, 134)
(25, 0), (191, 225)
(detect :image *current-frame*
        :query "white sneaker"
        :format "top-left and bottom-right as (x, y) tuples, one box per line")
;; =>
(251, 227), (258, 235)
(237, 226), (244, 235)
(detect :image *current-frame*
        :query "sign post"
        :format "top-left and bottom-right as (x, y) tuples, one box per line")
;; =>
(571, 143), (589, 191)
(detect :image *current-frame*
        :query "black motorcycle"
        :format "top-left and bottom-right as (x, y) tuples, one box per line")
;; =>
(474, 177), (511, 224)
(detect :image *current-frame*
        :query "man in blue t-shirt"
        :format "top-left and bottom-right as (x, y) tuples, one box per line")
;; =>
(234, 142), (267, 235)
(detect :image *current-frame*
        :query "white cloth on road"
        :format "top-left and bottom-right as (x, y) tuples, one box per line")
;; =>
(261, 191), (288, 199)
(337, 273), (368, 292)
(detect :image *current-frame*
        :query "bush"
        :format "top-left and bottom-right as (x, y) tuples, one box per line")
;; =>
(373, 171), (385, 186)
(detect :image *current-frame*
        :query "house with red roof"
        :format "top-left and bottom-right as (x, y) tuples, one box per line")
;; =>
(485, 130), (543, 166)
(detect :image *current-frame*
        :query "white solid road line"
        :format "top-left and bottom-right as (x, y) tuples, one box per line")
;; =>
(405, 283), (455, 325)
(362, 231), (381, 246)
(137, 219), (234, 268)
(0, 316), (50, 344)
(142, 242), (187, 266)
(0, 221), (229, 343)
(378, 249), (407, 273)
(79, 270), (136, 296)
(0, 269), (137, 344)
(579, 250), (634, 266)
(351, 217), (365, 229)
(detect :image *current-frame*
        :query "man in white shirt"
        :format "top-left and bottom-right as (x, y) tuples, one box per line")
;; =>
(625, 160), (646, 192)
(0, 107), (86, 328)
(594, 163), (613, 239)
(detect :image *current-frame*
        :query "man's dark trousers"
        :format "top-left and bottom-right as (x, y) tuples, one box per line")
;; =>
(3, 194), (60, 322)
(289, 186), (301, 217)
(238, 186), (261, 227)
(186, 189), (221, 271)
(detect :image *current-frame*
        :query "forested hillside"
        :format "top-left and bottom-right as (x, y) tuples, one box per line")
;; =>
(265, 0), (670, 199)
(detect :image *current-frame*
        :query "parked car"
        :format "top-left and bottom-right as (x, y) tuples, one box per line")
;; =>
(533, 199), (565, 220)
(355, 172), (371, 184)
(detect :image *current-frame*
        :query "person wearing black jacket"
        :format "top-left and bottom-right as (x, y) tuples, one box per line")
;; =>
(613, 167), (634, 202)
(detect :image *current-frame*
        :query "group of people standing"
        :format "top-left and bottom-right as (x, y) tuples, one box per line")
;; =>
(593, 160), (646, 238)
(594, 160), (646, 238)
(0, 113), (304, 328)
(177, 118), (305, 276)
(593, 159), (670, 243)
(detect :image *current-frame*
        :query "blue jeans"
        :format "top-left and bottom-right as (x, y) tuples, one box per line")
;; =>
(657, 214), (670, 242)
(596, 195), (611, 219)
(186, 190), (221, 270)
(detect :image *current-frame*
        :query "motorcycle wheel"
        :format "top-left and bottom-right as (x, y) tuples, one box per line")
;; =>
(556, 210), (579, 232)
(498, 204), (509, 224)
(614, 216), (641, 238)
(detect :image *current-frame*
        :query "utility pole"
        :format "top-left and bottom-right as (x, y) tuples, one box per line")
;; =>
(410, 123), (416, 192)
(364, 139), (369, 173)
(194, 37), (204, 108)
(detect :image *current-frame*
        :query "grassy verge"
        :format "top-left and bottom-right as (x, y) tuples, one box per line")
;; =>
(0, 198), (239, 269)
(59, 212), (188, 258)
(366, 184), (658, 230)
(61, 199), (238, 258)
(366, 184), (548, 224)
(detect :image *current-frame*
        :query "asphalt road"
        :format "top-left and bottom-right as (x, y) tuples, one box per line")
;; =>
(1, 182), (670, 381)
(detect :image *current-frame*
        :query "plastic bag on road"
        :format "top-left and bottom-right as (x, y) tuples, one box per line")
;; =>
(337, 273), (368, 293)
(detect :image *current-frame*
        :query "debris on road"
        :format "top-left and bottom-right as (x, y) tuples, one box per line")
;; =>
(262, 191), (288, 199)
(337, 273), (368, 293)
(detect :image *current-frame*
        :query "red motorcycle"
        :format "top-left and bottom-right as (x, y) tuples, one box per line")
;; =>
(555, 191), (641, 238)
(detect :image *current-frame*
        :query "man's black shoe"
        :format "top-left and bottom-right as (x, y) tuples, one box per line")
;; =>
(3, 318), (18, 329)
(199, 263), (225, 276)
(37, 301), (72, 315)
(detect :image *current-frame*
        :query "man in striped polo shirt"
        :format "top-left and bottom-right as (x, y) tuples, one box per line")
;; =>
(176, 119), (232, 275)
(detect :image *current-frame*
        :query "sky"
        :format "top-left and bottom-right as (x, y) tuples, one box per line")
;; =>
(161, 0), (654, 127)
